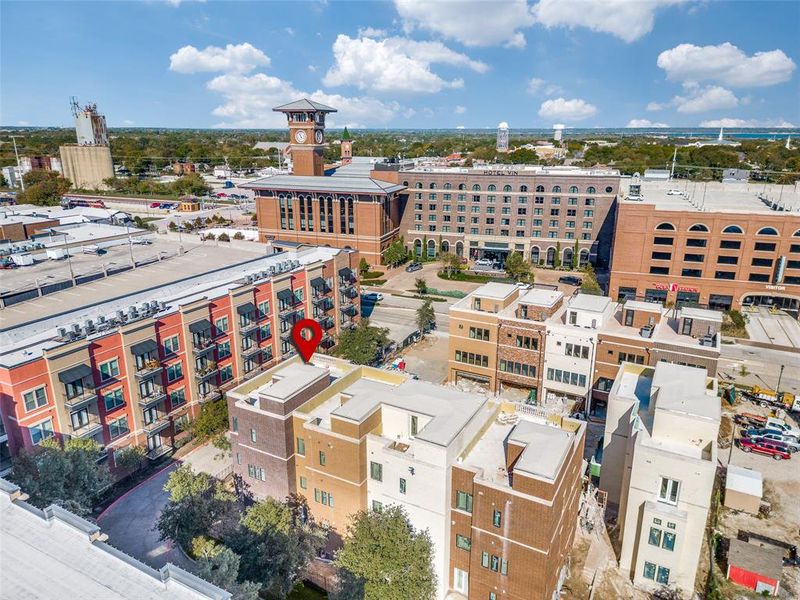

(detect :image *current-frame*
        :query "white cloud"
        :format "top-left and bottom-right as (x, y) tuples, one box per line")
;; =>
(169, 43), (270, 74)
(358, 26), (388, 37)
(527, 77), (564, 96)
(456, 125), (465, 129)
(626, 119), (669, 128)
(204, 73), (399, 128)
(538, 97), (597, 121)
(17, 120), (30, 126)
(122, 119), (135, 126)
(657, 42), (796, 87)
(455, 105), (467, 114)
(647, 85), (740, 114)
(699, 117), (796, 128)
(531, 0), (683, 43)
(323, 34), (487, 94)
(284, 27), (295, 36)
(395, 0), (533, 48)
(646, 101), (668, 111)
(307, 65), (318, 72)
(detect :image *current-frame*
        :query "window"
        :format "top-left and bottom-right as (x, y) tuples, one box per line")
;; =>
(754, 242), (776, 252)
(565, 343), (590, 359)
(757, 226), (778, 236)
(372, 500), (383, 511)
(250, 428), (257, 443)
(715, 271), (736, 280)
(717, 255), (738, 264)
(166, 362), (183, 382)
(30, 419), (55, 444)
(469, 327), (490, 341)
(749, 273), (770, 282)
(722, 224), (743, 234)
(215, 316), (229, 334)
(170, 388), (186, 407)
(651, 251), (671, 260)
(684, 253), (705, 262)
(299, 476), (307, 490)
(454, 350), (489, 368)
(456, 490), (473, 513)
(655, 222), (675, 231)
(257, 300), (270, 318)
(499, 361), (535, 378)
(654, 237), (673, 246)
(23, 387), (47, 412)
(656, 566), (670, 585)
(643, 562), (656, 580)
(515, 335), (538, 350)
(247, 464), (266, 481)
(720, 239), (741, 249)
(681, 269), (702, 278)
(99, 359), (120, 381)
(751, 257), (773, 267)
(659, 477), (680, 504)
(319, 450), (326, 466)
(456, 534), (471, 551)
(493, 509), (502, 528)
(163, 335), (180, 355)
(220, 365), (232, 382)
(688, 223), (709, 232)
(400, 478), (407, 494)
(650, 266), (670, 275)
(648, 527), (662, 547)
(662, 531), (676, 551)
(410, 415), (418, 436)
(103, 389), (124, 411)
(297, 437), (305, 456)
(108, 416), (129, 440)
(491, 555), (500, 572)
(370, 461), (383, 482)
(481, 552), (490, 568)
(232, 416), (239, 432)
(217, 340), (231, 359)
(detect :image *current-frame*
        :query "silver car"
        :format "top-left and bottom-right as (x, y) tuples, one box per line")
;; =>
(749, 431), (800, 452)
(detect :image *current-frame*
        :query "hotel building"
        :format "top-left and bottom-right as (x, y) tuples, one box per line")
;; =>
(0, 245), (359, 475)
(373, 164), (621, 269)
(226, 355), (585, 600)
(600, 362), (720, 596)
(609, 178), (800, 313)
(447, 283), (721, 415)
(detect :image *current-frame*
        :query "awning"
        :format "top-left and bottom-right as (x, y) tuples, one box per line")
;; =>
(58, 363), (92, 384)
(276, 289), (294, 302)
(310, 277), (326, 288)
(188, 319), (212, 334)
(338, 267), (353, 277)
(236, 302), (256, 315)
(131, 339), (158, 356)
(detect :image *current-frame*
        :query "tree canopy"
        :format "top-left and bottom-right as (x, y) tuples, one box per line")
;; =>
(10, 438), (112, 515)
(333, 319), (390, 365)
(383, 239), (408, 267)
(333, 505), (436, 600)
(17, 170), (71, 205)
(416, 299), (436, 333)
(504, 251), (533, 282)
(196, 547), (261, 600)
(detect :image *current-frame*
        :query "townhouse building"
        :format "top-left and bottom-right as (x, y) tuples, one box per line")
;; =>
(599, 362), (720, 596)
(0, 246), (359, 474)
(609, 178), (800, 313)
(448, 284), (721, 416)
(226, 355), (585, 600)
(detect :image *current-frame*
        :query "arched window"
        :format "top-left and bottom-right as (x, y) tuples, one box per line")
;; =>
(503, 185), (512, 192)
(429, 182), (437, 189)
(520, 185), (528, 192)
(413, 239), (422, 256)
(472, 184), (481, 191)
(536, 185), (545, 193)
(569, 185), (579, 194)
(546, 247), (556, 266)
(458, 183), (466, 190)
(563, 247), (573, 267)
(426, 239), (436, 258)
(415, 182), (422, 189)
(757, 226), (779, 236)
(794, 229), (800, 237)
(444, 183), (452, 190)
(552, 185), (561, 193)
(488, 184), (496, 191)
(579, 248), (590, 267)
(605, 186), (613, 193)
(530, 246), (540, 264)
(587, 186), (596, 194)
(655, 222), (676, 231)
(722, 225), (743, 234)
(402, 181), (409, 187)
(441, 240), (450, 253)
(688, 223), (710, 232)
(455, 241), (464, 257)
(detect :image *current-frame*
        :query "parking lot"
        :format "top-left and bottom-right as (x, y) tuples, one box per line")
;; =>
(745, 307), (800, 349)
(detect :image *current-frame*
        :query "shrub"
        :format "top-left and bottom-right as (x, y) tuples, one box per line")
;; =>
(191, 535), (222, 560)
(362, 271), (385, 279)
(204, 233), (216, 240)
(218, 232), (231, 242)
(233, 232), (245, 240)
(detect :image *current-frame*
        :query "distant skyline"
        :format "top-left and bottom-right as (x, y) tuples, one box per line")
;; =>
(1, 0), (798, 130)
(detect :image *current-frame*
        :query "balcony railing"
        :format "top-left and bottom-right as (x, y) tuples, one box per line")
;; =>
(64, 389), (98, 411)
(199, 389), (222, 403)
(143, 416), (170, 436)
(313, 295), (334, 310)
(70, 415), (103, 439)
(340, 303), (358, 316)
(239, 320), (259, 335)
(138, 389), (167, 408)
(134, 360), (162, 380)
(241, 345), (262, 359)
(318, 317), (335, 330)
(147, 445), (172, 461)
(195, 365), (218, 382)
(341, 285), (358, 299)
(192, 338), (215, 355)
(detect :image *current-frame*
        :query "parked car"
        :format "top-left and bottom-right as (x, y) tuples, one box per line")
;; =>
(362, 292), (384, 302)
(559, 275), (583, 286)
(149, 202), (161, 208)
(405, 262), (423, 272)
(742, 429), (800, 452)
(737, 438), (792, 460)
(475, 258), (493, 266)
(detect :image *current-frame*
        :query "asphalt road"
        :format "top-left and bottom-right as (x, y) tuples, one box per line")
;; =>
(364, 293), (453, 332)
(718, 342), (800, 394)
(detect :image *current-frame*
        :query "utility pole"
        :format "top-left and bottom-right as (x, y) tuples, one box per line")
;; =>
(776, 364), (785, 397)
(9, 135), (25, 191)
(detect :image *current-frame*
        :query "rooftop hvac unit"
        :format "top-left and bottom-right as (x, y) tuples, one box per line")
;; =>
(97, 315), (106, 324)
(71, 323), (81, 334)
(117, 309), (125, 321)
(84, 319), (94, 331)
(128, 306), (137, 319)
(140, 302), (149, 313)
(57, 327), (68, 339)
(159, 302), (166, 311)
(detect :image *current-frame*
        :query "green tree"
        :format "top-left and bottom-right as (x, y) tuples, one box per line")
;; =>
(196, 547), (261, 600)
(10, 438), (111, 516)
(414, 277), (428, 295)
(191, 397), (229, 444)
(553, 241), (562, 269)
(359, 257), (370, 277)
(17, 170), (71, 206)
(504, 251), (532, 282)
(218, 232), (231, 242)
(571, 240), (579, 270)
(171, 173), (211, 196)
(439, 252), (462, 278)
(157, 465), (235, 549)
(333, 319), (390, 365)
(229, 495), (327, 598)
(416, 299), (436, 333)
(580, 263), (603, 295)
(0, 171), (7, 187)
(333, 505), (436, 600)
(113, 445), (146, 473)
(383, 238), (407, 267)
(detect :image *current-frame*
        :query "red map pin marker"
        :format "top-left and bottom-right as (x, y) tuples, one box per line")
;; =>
(291, 318), (323, 363)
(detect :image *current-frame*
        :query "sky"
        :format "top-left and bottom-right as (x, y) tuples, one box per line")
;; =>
(1, 0), (799, 130)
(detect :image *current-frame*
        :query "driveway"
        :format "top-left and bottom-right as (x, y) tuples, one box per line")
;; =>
(745, 307), (800, 349)
(97, 442), (231, 570)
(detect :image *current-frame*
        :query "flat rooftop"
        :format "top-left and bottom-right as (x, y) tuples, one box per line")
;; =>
(726, 464), (763, 497)
(252, 363), (329, 402)
(567, 293), (611, 313)
(240, 174), (405, 194)
(473, 282), (518, 300)
(518, 288), (563, 307)
(400, 164), (620, 177)
(0, 480), (228, 600)
(623, 179), (800, 214)
(651, 362), (720, 422)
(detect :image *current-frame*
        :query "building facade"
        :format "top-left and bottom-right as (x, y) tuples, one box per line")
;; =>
(59, 145), (114, 190)
(609, 179), (800, 313)
(599, 362), (720, 597)
(0, 247), (359, 475)
(226, 355), (584, 600)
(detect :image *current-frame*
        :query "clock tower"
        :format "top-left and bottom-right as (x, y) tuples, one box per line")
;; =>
(273, 98), (337, 177)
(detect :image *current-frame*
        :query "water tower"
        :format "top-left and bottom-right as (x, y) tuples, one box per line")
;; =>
(496, 122), (509, 152)
(553, 124), (564, 143)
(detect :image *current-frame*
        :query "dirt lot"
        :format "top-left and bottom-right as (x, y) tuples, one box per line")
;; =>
(717, 402), (800, 598)
(396, 331), (450, 384)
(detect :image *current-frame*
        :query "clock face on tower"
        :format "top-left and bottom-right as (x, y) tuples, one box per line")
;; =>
(294, 129), (307, 143)
(315, 130), (323, 144)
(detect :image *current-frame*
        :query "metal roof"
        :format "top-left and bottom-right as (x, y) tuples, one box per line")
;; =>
(241, 175), (405, 195)
(58, 363), (92, 384)
(236, 302), (256, 315)
(188, 319), (212, 334)
(273, 98), (337, 113)
(130, 339), (158, 356)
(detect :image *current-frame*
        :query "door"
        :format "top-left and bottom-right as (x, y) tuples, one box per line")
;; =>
(147, 434), (162, 451)
(71, 408), (89, 429)
(143, 406), (158, 426)
(453, 568), (468, 594)
(682, 318), (693, 335)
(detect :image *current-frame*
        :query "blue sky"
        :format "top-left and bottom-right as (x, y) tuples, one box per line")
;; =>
(2, 0), (798, 129)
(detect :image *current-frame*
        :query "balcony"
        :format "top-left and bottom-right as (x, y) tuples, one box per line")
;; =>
(192, 338), (215, 356)
(341, 319), (356, 330)
(241, 345), (262, 359)
(63, 387), (98, 410)
(143, 416), (170, 436)
(313, 295), (334, 311)
(195, 365), (218, 382)
(70, 415), (103, 439)
(311, 276), (332, 294)
(199, 389), (222, 403)
(134, 359), (162, 380)
(318, 316), (335, 330)
(321, 335), (335, 349)
(138, 389), (167, 409)
(147, 444), (172, 461)
(239, 320), (259, 335)
(341, 285), (359, 300)
(338, 267), (356, 284)
(340, 303), (358, 316)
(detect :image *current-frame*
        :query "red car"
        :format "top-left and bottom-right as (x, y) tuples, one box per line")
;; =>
(737, 437), (791, 460)
(149, 202), (161, 208)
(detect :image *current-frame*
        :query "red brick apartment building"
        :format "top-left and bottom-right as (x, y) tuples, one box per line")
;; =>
(0, 246), (359, 475)
(609, 178), (800, 313)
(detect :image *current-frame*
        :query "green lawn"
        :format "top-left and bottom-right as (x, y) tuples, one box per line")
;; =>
(287, 582), (327, 600)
